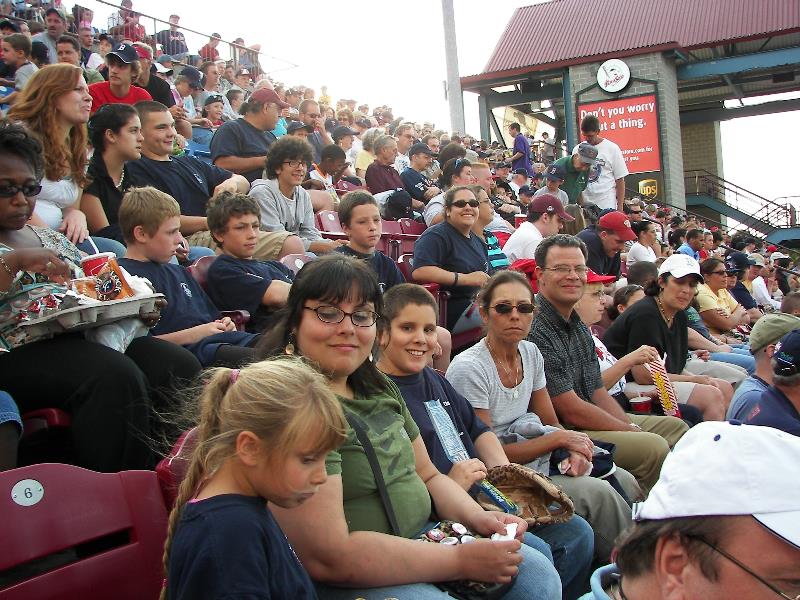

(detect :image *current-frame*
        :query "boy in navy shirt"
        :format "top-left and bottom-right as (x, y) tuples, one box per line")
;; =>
(335, 191), (404, 292)
(117, 187), (258, 367)
(205, 192), (294, 333)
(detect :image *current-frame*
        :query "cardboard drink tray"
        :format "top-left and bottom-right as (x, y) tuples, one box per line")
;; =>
(20, 293), (164, 337)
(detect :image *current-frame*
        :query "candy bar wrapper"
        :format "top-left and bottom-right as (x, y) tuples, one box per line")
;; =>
(72, 258), (134, 302)
(644, 359), (682, 417)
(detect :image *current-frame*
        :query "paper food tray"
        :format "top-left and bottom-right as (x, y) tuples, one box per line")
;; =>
(20, 293), (164, 337)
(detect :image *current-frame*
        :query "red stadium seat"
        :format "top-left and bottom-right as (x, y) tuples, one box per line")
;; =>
(187, 257), (250, 331)
(399, 218), (426, 235)
(316, 211), (348, 241)
(0, 464), (168, 600)
(279, 253), (315, 276)
(397, 254), (447, 328)
(156, 428), (198, 510)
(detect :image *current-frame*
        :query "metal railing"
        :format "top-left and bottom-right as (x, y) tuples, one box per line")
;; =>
(683, 169), (791, 231)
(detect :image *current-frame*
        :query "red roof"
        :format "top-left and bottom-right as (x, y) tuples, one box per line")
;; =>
(466, 0), (800, 84)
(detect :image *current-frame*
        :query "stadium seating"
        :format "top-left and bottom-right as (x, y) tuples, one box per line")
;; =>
(156, 428), (198, 510)
(0, 464), (168, 599)
(279, 253), (315, 276)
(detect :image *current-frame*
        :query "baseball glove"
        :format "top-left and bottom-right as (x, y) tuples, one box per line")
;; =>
(477, 463), (574, 526)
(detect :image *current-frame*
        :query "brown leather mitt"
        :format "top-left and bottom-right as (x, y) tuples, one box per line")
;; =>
(478, 463), (574, 526)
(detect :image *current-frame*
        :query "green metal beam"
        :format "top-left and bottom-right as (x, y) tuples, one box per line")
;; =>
(677, 46), (800, 80)
(562, 69), (576, 150)
(477, 94), (490, 144)
(484, 84), (564, 109)
(680, 97), (800, 124)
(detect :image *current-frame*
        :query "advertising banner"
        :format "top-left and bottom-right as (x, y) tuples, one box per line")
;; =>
(577, 94), (661, 174)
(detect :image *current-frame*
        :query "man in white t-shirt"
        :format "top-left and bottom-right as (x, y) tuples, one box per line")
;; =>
(393, 122), (416, 174)
(574, 114), (628, 211)
(533, 163), (570, 206)
(503, 194), (574, 262)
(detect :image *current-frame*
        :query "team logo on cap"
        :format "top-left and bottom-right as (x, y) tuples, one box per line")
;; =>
(623, 219), (631, 227)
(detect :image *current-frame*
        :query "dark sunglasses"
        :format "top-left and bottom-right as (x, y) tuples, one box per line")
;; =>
(0, 183), (42, 198)
(450, 199), (480, 208)
(491, 302), (536, 315)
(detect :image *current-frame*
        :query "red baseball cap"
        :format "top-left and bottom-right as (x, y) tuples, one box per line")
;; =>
(586, 268), (616, 284)
(250, 88), (290, 109)
(598, 211), (636, 241)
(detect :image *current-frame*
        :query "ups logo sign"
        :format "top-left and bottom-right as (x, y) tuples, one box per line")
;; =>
(638, 179), (658, 198)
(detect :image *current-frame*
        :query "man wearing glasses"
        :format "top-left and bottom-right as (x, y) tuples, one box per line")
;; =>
(529, 235), (688, 492)
(393, 123), (417, 174)
(298, 99), (333, 164)
(581, 421), (800, 600)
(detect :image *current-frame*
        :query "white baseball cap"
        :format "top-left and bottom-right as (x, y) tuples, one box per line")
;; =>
(771, 251), (790, 263)
(632, 422), (800, 549)
(657, 253), (704, 282)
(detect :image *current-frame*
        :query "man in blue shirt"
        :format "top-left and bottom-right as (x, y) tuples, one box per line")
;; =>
(508, 122), (533, 177)
(400, 142), (441, 209)
(676, 228), (703, 260)
(742, 329), (800, 436)
(727, 313), (800, 419)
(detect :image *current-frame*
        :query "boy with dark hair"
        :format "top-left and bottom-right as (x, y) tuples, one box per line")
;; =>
(117, 187), (258, 366)
(205, 192), (294, 333)
(335, 190), (404, 291)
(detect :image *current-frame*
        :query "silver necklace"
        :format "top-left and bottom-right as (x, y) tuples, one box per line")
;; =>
(487, 339), (521, 398)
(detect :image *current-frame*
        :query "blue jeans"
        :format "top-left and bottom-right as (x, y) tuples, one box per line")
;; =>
(0, 391), (22, 433)
(76, 236), (127, 258)
(169, 245), (216, 265)
(531, 515), (595, 600)
(314, 542), (561, 599)
(709, 347), (755, 374)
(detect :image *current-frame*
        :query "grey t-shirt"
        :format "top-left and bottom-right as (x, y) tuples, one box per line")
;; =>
(14, 62), (38, 91)
(445, 339), (546, 431)
(534, 185), (569, 207)
(248, 178), (323, 250)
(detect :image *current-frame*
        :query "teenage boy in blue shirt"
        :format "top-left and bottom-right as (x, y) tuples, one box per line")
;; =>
(205, 192), (294, 333)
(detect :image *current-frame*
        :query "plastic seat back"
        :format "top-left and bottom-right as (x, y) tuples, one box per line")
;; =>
(156, 428), (199, 510)
(0, 464), (168, 600)
(279, 253), (315, 276)
(186, 255), (217, 290)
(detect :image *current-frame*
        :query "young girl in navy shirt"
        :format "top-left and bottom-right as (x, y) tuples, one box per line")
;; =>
(161, 358), (347, 600)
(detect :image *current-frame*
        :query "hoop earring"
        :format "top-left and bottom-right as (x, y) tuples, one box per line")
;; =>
(284, 333), (296, 356)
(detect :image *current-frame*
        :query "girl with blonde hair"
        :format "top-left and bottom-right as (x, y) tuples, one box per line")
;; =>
(161, 357), (347, 600)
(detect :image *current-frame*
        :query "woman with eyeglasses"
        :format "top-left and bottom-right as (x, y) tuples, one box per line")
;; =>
(257, 255), (561, 600)
(423, 157), (473, 227)
(249, 136), (339, 255)
(8, 64), (125, 257)
(413, 185), (490, 333)
(0, 121), (200, 472)
(446, 270), (640, 561)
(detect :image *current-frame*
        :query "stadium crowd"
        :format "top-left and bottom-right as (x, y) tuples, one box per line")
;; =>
(1, 3), (799, 600)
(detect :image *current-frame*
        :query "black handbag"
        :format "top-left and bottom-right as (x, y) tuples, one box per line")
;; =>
(345, 412), (514, 600)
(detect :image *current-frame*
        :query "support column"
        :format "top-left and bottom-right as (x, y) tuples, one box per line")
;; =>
(441, 0), (466, 135)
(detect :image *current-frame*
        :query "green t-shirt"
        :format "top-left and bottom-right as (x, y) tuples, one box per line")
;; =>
(552, 156), (589, 204)
(326, 379), (432, 538)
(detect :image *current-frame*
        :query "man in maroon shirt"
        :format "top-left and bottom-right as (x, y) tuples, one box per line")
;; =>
(365, 135), (403, 194)
(88, 42), (151, 113)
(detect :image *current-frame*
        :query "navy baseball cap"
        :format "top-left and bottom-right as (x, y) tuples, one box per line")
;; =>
(773, 329), (800, 376)
(725, 252), (750, 273)
(332, 125), (358, 142)
(286, 121), (313, 134)
(518, 185), (536, 196)
(408, 142), (433, 157)
(107, 42), (138, 64)
(512, 168), (528, 176)
(180, 66), (204, 89)
(546, 164), (567, 181)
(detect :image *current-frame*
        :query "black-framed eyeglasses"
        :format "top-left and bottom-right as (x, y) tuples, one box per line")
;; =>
(450, 199), (479, 208)
(282, 159), (308, 169)
(491, 302), (536, 315)
(0, 183), (42, 198)
(303, 305), (378, 327)
(686, 535), (800, 600)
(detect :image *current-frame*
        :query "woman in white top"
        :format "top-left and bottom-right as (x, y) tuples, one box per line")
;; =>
(8, 64), (124, 256)
(626, 220), (657, 268)
(446, 270), (641, 560)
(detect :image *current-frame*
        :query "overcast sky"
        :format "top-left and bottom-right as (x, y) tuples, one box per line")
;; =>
(85, 0), (797, 205)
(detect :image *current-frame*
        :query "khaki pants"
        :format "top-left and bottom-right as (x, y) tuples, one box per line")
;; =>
(186, 229), (292, 261)
(684, 357), (747, 387)
(551, 467), (641, 560)
(578, 414), (688, 492)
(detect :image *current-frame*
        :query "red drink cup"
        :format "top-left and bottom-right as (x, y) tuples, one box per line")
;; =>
(81, 252), (115, 276)
(515, 214), (526, 228)
(629, 398), (653, 414)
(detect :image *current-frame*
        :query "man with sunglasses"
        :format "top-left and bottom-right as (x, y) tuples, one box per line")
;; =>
(298, 99), (333, 164)
(581, 421), (800, 600)
(741, 329), (800, 436)
(503, 194), (574, 263)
